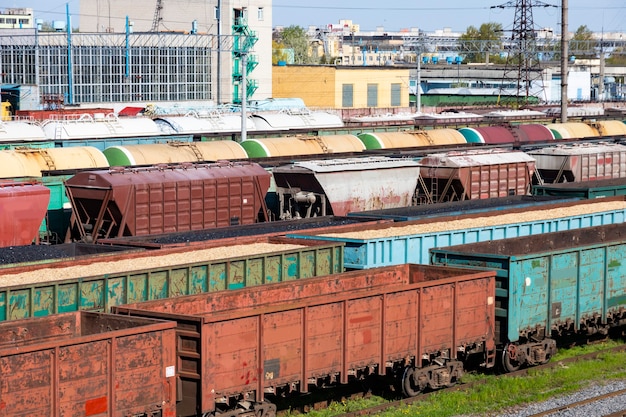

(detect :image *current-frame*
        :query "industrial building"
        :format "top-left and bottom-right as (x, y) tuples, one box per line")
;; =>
(272, 65), (410, 109)
(0, 0), (272, 111)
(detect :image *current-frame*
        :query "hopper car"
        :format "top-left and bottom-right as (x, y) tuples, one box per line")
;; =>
(0, 180), (50, 246)
(65, 161), (272, 243)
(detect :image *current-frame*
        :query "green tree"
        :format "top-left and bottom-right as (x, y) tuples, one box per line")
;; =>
(272, 40), (289, 65)
(571, 25), (595, 59)
(275, 25), (312, 64)
(459, 22), (504, 64)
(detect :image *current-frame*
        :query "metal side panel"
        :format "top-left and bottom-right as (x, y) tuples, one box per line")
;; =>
(289, 205), (626, 269)
(0, 241), (344, 322)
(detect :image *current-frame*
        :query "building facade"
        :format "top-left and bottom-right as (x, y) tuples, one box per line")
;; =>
(79, 0), (272, 104)
(273, 65), (410, 109)
(0, 8), (34, 29)
(0, 0), (271, 110)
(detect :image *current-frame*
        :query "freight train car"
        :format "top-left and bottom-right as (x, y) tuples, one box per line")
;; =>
(0, 180), (50, 246)
(356, 129), (467, 149)
(65, 161), (271, 242)
(249, 108), (344, 130)
(528, 142), (626, 183)
(153, 112), (257, 136)
(431, 222), (626, 371)
(415, 148), (536, 203)
(113, 264), (496, 415)
(103, 141), (248, 166)
(544, 122), (601, 139)
(532, 177), (626, 199)
(0, 119), (51, 149)
(0, 147), (109, 178)
(40, 113), (193, 148)
(271, 156), (422, 219)
(0, 311), (177, 416)
(286, 197), (626, 269)
(240, 134), (366, 158)
(0, 237), (344, 322)
(458, 124), (554, 144)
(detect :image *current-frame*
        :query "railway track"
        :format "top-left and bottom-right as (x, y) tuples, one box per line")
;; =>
(277, 344), (626, 417)
(527, 387), (626, 417)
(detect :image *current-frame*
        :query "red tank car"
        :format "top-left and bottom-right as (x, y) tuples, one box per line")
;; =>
(113, 263), (496, 416)
(0, 180), (50, 246)
(0, 311), (177, 417)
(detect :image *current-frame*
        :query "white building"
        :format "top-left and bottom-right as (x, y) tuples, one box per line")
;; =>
(0, 8), (34, 29)
(79, 0), (272, 104)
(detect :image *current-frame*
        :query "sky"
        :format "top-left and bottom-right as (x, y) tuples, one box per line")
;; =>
(3, 0), (625, 34)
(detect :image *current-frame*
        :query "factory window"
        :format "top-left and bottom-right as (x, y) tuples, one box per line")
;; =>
(391, 83), (401, 106)
(367, 83), (378, 107)
(258, 7), (264, 21)
(342, 84), (353, 107)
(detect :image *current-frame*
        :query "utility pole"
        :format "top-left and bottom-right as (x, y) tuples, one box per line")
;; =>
(560, 0), (568, 122)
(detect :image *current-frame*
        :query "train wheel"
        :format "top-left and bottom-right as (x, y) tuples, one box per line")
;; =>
(401, 367), (426, 397)
(502, 343), (522, 372)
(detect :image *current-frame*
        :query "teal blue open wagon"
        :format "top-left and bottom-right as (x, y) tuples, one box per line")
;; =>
(430, 222), (626, 372)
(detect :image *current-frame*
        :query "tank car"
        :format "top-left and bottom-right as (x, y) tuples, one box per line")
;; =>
(545, 122), (600, 139)
(0, 147), (109, 178)
(103, 140), (248, 166)
(250, 108), (343, 131)
(357, 129), (466, 149)
(241, 134), (365, 158)
(0, 119), (48, 148)
(458, 124), (554, 144)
